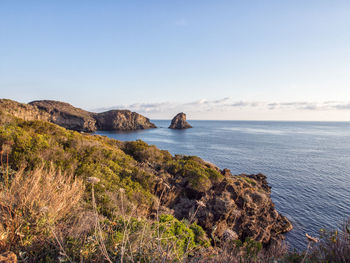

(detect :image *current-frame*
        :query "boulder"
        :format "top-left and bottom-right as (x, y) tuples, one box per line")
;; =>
(169, 112), (192, 129)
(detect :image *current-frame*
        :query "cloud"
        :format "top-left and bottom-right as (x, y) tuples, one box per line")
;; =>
(267, 101), (350, 111)
(92, 98), (350, 118)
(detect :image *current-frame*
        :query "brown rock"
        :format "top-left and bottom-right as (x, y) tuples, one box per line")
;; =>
(95, 110), (156, 131)
(0, 99), (50, 122)
(169, 112), (192, 129)
(157, 166), (292, 246)
(222, 168), (232, 176)
(30, 100), (97, 132)
(0, 252), (17, 263)
(222, 229), (239, 241)
(29, 100), (157, 132)
(0, 99), (157, 132)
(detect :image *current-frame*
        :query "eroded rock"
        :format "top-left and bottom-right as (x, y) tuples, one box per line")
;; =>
(155, 169), (293, 246)
(95, 110), (156, 131)
(169, 112), (192, 129)
(0, 99), (50, 122)
(30, 100), (97, 132)
(0, 99), (157, 132)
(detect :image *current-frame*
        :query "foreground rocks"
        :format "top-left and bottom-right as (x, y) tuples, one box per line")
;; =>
(152, 166), (292, 246)
(0, 99), (156, 132)
(169, 112), (192, 129)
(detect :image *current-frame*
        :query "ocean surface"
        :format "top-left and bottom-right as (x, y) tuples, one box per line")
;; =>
(95, 120), (350, 250)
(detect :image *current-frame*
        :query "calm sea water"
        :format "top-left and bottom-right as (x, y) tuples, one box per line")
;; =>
(95, 120), (350, 250)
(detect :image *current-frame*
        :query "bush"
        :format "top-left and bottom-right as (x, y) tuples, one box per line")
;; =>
(123, 140), (172, 164)
(307, 220), (350, 262)
(166, 157), (223, 193)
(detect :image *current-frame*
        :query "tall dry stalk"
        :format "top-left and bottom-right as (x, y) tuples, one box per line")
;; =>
(87, 177), (113, 263)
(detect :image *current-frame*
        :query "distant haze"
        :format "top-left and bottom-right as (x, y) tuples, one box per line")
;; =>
(1, 1), (350, 121)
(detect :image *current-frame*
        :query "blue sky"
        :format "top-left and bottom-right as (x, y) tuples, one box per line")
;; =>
(1, 0), (350, 120)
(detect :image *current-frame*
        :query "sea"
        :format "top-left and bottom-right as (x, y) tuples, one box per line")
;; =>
(95, 120), (350, 250)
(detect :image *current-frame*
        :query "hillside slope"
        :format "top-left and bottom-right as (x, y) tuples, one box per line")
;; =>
(0, 106), (292, 262)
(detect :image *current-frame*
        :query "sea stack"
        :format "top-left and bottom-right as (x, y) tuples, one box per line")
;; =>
(169, 112), (192, 129)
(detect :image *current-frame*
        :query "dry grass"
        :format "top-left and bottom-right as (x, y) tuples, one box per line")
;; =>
(0, 165), (84, 253)
(189, 239), (288, 263)
(88, 182), (200, 263)
(307, 219), (350, 263)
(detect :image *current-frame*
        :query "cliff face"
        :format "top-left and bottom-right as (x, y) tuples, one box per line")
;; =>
(95, 110), (157, 131)
(169, 112), (192, 129)
(29, 100), (97, 132)
(152, 164), (292, 246)
(0, 99), (156, 132)
(0, 99), (50, 122)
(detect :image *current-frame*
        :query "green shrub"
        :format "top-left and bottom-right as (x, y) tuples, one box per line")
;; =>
(166, 157), (223, 192)
(123, 140), (172, 164)
(156, 214), (209, 257)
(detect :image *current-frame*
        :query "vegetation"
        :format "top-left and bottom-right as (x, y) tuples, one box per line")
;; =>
(0, 110), (349, 262)
(166, 156), (223, 192)
(0, 112), (214, 261)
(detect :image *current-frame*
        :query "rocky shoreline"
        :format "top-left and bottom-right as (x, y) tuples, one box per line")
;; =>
(152, 165), (293, 246)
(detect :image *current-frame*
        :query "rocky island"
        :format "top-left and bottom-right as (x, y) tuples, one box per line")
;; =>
(169, 112), (192, 129)
(0, 99), (294, 262)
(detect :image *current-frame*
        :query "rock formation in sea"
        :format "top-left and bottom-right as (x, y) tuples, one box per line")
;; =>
(169, 112), (192, 129)
(95, 110), (156, 131)
(0, 99), (156, 132)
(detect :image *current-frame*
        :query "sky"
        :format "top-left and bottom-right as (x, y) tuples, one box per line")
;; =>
(1, 0), (350, 120)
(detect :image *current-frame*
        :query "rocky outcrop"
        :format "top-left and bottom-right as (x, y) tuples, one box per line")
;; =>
(152, 166), (292, 246)
(0, 99), (156, 132)
(29, 100), (157, 132)
(30, 100), (97, 132)
(169, 112), (192, 129)
(95, 110), (157, 131)
(0, 99), (50, 122)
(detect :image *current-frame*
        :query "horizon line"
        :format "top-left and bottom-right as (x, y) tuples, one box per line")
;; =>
(151, 119), (350, 123)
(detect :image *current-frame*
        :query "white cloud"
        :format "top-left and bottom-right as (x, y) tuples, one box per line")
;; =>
(92, 98), (350, 120)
